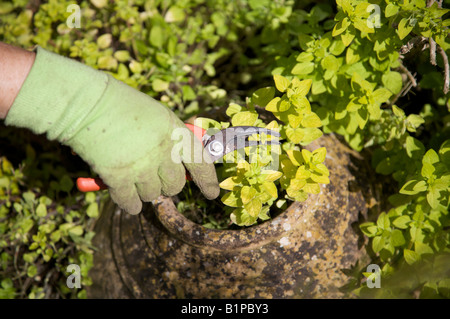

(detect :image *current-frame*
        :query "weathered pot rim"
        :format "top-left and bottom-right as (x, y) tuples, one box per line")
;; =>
(149, 194), (315, 252)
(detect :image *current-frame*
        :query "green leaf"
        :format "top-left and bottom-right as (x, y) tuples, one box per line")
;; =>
(301, 113), (322, 128)
(221, 191), (241, 207)
(415, 241), (433, 256)
(97, 33), (112, 49)
(421, 162), (435, 179)
(406, 136), (425, 158)
(69, 225), (84, 236)
(312, 147), (327, 164)
(397, 18), (414, 40)
(286, 150), (304, 166)
(332, 17), (350, 36)
(404, 249), (421, 265)
(261, 170), (282, 182)
(399, 179), (427, 195)
(372, 88), (392, 104)
(149, 25), (165, 48)
(219, 176), (241, 190)
(291, 62), (315, 75)
(27, 265), (37, 278)
(265, 97), (281, 112)
(372, 235), (384, 253)
(377, 212), (390, 229)
(152, 79), (169, 92)
(251, 87), (275, 107)
(273, 74), (290, 92)
(262, 181), (277, 198)
(321, 55), (339, 72)
(385, 3), (399, 17)
(35, 203), (47, 218)
(406, 114), (425, 132)
(360, 222), (378, 237)
(426, 186), (440, 209)
(60, 175), (74, 193)
(393, 215), (411, 229)
(382, 72), (403, 95)
(86, 202), (99, 218)
(285, 127), (304, 144)
(291, 78), (312, 96)
(240, 186), (257, 204)
(391, 229), (406, 247)
(299, 128), (323, 145)
(422, 149), (439, 166)
(164, 6), (186, 23)
(244, 198), (262, 217)
(226, 103), (244, 117)
(231, 111), (258, 126)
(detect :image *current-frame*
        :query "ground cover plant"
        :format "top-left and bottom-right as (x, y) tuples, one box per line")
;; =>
(0, 0), (449, 298)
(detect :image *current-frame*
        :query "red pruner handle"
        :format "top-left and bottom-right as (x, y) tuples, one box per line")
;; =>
(184, 123), (206, 145)
(76, 124), (206, 191)
(183, 123), (206, 181)
(77, 177), (107, 192)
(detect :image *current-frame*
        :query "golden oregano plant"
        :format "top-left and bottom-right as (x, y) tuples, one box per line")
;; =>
(197, 75), (330, 226)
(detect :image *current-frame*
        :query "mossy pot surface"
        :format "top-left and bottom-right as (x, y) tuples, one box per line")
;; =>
(88, 133), (370, 298)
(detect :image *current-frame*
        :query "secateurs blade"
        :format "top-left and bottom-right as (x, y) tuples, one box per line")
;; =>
(76, 123), (281, 192)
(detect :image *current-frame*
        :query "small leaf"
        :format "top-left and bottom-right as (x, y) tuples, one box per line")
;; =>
(392, 215), (411, 229)
(406, 136), (425, 158)
(69, 225), (84, 236)
(397, 18), (413, 40)
(262, 181), (277, 198)
(265, 97), (281, 112)
(240, 186), (257, 204)
(261, 170), (282, 182)
(244, 198), (262, 217)
(36, 203), (47, 218)
(231, 111), (258, 126)
(273, 74), (290, 92)
(152, 79), (169, 92)
(312, 147), (327, 164)
(400, 179), (427, 195)
(86, 202), (99, 218)
(301, 113), (322, 128)
(252, 87), (275, 107)
(219, 176), (241, 190)
(149, 25), (165, 48)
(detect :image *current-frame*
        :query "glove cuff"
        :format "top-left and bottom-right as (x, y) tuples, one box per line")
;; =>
(5, 46), (109, 143)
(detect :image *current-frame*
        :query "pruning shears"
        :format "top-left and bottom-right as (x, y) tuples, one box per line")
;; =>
(76, 123), (281, 192)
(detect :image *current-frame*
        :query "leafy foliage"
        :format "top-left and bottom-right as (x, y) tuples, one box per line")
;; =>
(0, 132), (102, 298)
(195, 75), (329, 226)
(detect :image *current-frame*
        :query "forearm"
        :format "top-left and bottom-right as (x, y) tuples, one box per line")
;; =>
(0, 42), (36, 119)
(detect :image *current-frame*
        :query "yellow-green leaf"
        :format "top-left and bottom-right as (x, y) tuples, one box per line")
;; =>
(231, 111), (258, 126)
(241, 186), (257, 204)
(244, 198), (262, 217)
(265, 97), (281, 112)
(262, 181), (278, 198)
(273, 74), (290, 92)
(301, 113), (322, 128)
(286, 149), (304, 166)
(312, 147), (327, 163)
(261, 170), (282, 182)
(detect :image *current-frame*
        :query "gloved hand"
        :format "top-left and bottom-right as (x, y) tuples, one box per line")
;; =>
(5, 46), (220, 214)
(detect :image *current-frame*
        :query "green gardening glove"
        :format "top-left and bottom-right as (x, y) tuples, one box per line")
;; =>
(5, 46), (220, 214)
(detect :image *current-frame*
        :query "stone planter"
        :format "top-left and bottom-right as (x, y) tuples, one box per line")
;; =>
(87, 133), (370, 298)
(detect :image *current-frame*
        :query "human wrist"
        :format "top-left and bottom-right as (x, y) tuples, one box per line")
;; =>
(0, 42), (36, 119)
(4, 46), (110, 142)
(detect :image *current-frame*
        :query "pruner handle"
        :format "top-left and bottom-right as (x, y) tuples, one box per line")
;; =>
(76, 124), (205, 192)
